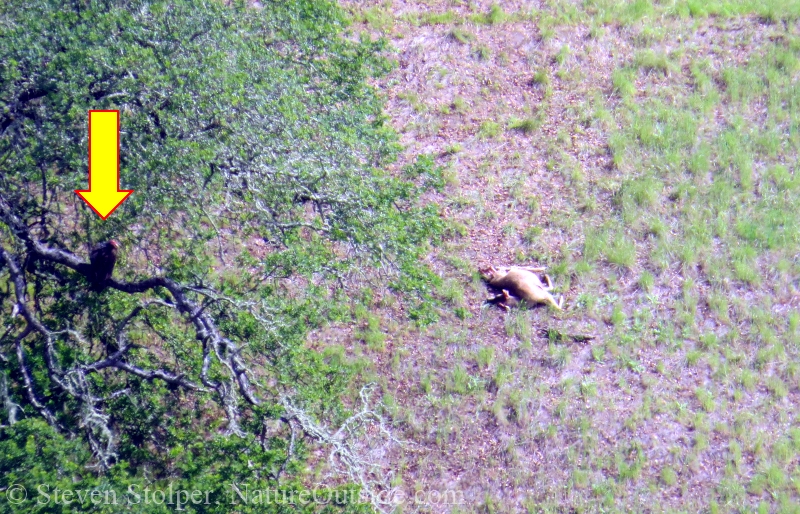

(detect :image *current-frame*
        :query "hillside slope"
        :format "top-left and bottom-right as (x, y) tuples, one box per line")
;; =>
(337, 1), (800, 511)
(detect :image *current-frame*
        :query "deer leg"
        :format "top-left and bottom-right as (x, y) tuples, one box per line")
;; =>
(516, 265), (547, 273)
(544, 291), (562, 310)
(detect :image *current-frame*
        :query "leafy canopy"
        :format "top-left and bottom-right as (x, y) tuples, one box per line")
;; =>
(0, 0), (441, 511)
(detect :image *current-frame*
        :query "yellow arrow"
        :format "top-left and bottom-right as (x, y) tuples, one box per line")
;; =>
(75, 110), (133, 220)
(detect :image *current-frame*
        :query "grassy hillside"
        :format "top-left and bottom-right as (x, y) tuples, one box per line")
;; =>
(337, 1), (800, 511)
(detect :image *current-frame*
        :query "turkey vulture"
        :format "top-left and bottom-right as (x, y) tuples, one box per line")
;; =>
(88, 240), (119, 291)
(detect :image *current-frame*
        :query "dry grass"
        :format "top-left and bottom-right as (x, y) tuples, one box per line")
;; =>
(320, 1), (800, 511)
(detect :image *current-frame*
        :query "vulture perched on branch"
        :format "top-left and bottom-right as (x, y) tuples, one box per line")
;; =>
(88, 240), (120, 291)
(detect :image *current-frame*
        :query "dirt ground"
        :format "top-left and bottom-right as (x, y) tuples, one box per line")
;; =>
(320, 2), (800, 512)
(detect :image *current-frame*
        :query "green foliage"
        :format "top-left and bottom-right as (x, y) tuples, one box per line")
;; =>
(449, 28), (474, 44)
(478, 121), (502, 139)
(404, 154), (447, 192)
(474, 45), (492, 61)
(634, 49), (673, 74)
(0, 419), (371, 513)
(612, 68), (636, 98)
(412, 10), (458, 26)
(0, 0), (440, 505)
(472, 4), (507, 25)
(531, 70), (550, 87)
(509, 117), (543, 134)
(0, 0), (432, 280)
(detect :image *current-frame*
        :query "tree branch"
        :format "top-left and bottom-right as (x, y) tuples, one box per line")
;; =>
(1, 191), (263, 449)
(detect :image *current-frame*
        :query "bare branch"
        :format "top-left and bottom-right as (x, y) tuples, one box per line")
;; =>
(1, 193), (263, 451)
(275, 418), (297, 483)
(0, 371), (22, 426)
(12, 327), (59, 427)
(281, 384), (407, 514)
